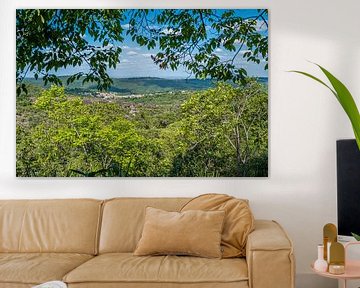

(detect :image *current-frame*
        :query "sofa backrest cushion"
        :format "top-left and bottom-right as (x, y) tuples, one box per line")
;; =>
(99, 198), (189, 253)
(181, 194), (254, 258)
(0, 199), (102, 254)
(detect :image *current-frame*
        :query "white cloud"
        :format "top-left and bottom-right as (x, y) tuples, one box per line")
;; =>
(215, 48), (223, 53)
(103, 44), (114, 49)
(217, 55), (227, 60)
(256, 20), (268, 32)
(161, 28), (173, 35)
(121, 23), (130, 30)
(240, 50), (251, 55)
(121, 59), (130, 63)
(127, 51), (138, 56)
(148, 25), (160, 31)
(142, 53), (153, 58)
(122, 45), (141, 51)
(161, 28), (182, 36)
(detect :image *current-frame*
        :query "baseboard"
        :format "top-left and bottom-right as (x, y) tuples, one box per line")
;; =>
(296, 273), (337, 288)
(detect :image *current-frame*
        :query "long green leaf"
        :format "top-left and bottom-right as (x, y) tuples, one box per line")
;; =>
(316, 64), (360, 150)
(289, 70), (337, 97)
(290, 65), (360, 150)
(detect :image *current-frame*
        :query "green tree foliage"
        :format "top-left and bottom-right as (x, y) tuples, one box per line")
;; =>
(17, 86), (171, 176)
(16, 9), (268, 93)
(16, 10), (125, 92)
(172, 81), (268, 176)
(127, 10), (268, 83)
(17, 81), (268, 177)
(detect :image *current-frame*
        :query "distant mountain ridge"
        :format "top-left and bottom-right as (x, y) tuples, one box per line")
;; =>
(25, 76), (268, 95)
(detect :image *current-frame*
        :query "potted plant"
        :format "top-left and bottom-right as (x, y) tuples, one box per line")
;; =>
(352, 233), (360, 241)
(291, 63), (360, 240)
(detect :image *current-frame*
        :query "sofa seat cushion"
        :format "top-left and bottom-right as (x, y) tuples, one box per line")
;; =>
(0, 253), (93, 285)
(64, 253), (248, 285)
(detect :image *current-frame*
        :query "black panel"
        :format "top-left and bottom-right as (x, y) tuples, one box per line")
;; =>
(337, 139), (360, 236)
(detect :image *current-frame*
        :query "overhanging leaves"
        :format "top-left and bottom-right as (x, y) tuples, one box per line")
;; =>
(16, 9), (268, 94)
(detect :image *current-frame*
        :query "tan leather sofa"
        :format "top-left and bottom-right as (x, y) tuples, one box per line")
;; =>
(0, 198), (295, 288)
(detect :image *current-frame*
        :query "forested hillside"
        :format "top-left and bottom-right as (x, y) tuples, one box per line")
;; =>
(16, 80), (268, 177)
(24, 77), (268, 95)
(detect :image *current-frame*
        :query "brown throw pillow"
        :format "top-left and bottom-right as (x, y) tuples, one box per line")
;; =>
(181, 193), (254, 258)
(134, 207), (225, 258)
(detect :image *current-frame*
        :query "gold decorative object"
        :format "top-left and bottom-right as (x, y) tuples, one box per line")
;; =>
(329, 242), (345, 274)
(328, 264), (345, 275)
(312, 227), (360, 288)
(329, 242), (345, 265)
(323, 223), (337, 261)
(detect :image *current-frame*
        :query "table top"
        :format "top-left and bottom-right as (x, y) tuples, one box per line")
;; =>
(311, 261), (360, 280)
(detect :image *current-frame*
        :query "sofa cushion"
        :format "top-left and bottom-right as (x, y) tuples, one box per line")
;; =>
(0, 199), (102, 254)
(0, 253), (93, 285)
(134, 207), (225, 258)
(181, 194), (254, 258)
(99, 198), (190, 253)
(63, 253), (248, 285)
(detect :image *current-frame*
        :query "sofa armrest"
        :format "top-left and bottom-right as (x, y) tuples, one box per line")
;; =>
(246, 220), (295, 288)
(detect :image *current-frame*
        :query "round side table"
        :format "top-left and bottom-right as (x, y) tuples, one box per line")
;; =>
(311, 242), (360, 288)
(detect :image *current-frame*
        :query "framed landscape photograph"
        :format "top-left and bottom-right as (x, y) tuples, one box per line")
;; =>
(16, 9), (269, 177)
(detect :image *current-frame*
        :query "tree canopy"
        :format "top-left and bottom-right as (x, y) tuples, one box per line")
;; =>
(16, 80), (268, 177)
(16, 9), (268, 93)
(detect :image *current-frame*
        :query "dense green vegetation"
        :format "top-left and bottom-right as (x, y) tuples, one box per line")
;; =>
(16, 80), (268, 177)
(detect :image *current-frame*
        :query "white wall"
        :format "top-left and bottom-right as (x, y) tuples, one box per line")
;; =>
(1, 1), (359, 287)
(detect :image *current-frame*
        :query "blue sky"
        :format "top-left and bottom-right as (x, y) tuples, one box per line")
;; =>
(55, 9), (268, 79)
